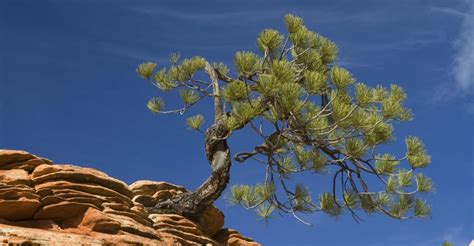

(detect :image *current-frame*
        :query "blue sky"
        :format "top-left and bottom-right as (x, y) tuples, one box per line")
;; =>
(0, 0), (472, 245)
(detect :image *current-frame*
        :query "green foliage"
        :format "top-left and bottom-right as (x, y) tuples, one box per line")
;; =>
(152, 68), (175, 90)
(319, 192), (341, 216)
(147, 97), (164, 113)
(212, 62), (229, 76)
(414, 199), (431, 218)
(343, 191), (358, 209)
(234, 51), (261, 77)
(406, 136), (431, 169)
(375, 154), (399, 174)
(256, 203), (275, 220)
(415, 173), (434, 192)
(344, 138), (366, 158)
(303, 71), (327, 95)
(137, 13), (433, 225)
(137, 62), (156, 79)
(386, 176), (398, 192)
(293, 185), (315, 212)
(284, 14), (304, 34)
(186, 114), (205, 131)
(179, 90), (199, 105)
(228, 101), (262, 127)
(331, 66), (354, 89)
(354, 83), (372, 106)
(257, 29), (284, 57)
(222, 81), (248, 102)
(397, 170), (413, 187)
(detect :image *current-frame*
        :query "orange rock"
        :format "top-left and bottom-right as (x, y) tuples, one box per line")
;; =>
(73, 208), (121, 234)
(35, 180), (133, 207)
(32, 164), (133, 198)
(213, 228), (260, 246)
(153, 189), (176, 201)
(0, 150), (51, 172)
(34, 201), (94, 221)
(0, 218), (61, 231)
(0, 223), (165, 245)
(0, 199), (41, 221)
(0, 150), (260, 245)
(195, 205), (225, 236)
(0, 150), (36, 166)
(0, 184), (41, 220)
(0, 169), (31, 186)
(130, 180), (187, 196)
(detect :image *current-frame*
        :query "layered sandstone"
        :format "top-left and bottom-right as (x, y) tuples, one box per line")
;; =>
(0, 150), (259, 245)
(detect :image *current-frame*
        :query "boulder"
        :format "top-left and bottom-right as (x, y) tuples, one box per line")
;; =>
(196, 205), (225, 236)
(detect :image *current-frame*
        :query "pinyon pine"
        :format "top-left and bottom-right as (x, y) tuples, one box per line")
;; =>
(137, 14), (432, 224)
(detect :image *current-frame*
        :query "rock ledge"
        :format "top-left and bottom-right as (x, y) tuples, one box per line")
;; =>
(0, 150), (259, 245)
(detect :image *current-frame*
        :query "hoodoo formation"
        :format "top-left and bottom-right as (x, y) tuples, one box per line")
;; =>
(0, 149), (259, 245)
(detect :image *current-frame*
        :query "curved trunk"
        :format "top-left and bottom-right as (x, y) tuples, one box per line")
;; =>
(146, 122), (231, 218)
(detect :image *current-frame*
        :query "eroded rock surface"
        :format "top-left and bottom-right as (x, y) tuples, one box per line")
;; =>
(0, 150), (259, 245)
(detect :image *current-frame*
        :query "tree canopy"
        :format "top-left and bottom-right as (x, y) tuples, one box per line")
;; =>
(137, 14), (432, 224)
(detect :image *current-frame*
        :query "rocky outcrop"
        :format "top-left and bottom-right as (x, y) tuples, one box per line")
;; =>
(0, 150), (259, 245)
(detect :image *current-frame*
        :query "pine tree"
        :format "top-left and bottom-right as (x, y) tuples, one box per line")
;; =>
(136, 14), (432, 223)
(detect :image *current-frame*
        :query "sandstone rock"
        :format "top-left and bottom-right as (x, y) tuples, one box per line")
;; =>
(132, 194), (158, 207)
(153, 189), (178, 201)
(150, 214), (204, 236)
(0, 169), (31, 185)
(160, 228), (216, 245)
(67, 208), (121, 234)
(0, 218), (61, 231)
(40, 194), (104, 209)
(0, 150), (36, 166)
(130, 180), (225, 237)
(0, 150), (51, 172)
(129, 180), (187, 197)
(0, 223), (164, 245)
(131, 203), (149, 220)
(35, 180), (133, 207)
(0, 184), (40, 200)
(195, 205), (225, 236)
(1, 158), (52, 173)
(0, 150), (260, 245)
(32, 164), (133, 198)
(0, 199), (41, 220)
(34, 201), (95, 221)
(103, 207), (153, 227)
(105, 212), (160, 240)
(0, 184), (41, 220)
(213, 228), (260, 246)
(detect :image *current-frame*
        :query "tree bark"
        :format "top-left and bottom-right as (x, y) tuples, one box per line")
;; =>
(145, 122), (231, 218)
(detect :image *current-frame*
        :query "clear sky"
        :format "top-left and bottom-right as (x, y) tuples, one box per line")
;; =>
(1, 0), (472, 245)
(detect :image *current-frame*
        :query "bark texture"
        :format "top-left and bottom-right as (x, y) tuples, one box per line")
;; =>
(146, 122), (231, 219)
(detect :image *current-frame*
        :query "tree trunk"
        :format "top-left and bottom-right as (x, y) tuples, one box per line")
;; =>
(145, 122), (231, 218)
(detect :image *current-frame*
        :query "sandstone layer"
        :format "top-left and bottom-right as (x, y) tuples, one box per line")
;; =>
(0, 150), (259, 245)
